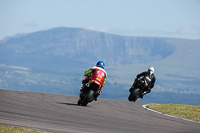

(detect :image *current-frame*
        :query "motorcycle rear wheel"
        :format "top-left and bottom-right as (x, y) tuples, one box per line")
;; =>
(77, 99), (82, 105)
(82, 90), (94, 106)
(128, 88), (140, 102)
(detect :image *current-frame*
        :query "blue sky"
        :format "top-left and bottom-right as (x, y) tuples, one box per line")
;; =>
(0, 0), (200, 40)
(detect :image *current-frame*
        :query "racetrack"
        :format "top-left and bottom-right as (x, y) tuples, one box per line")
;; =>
(0, 89), (199, 133)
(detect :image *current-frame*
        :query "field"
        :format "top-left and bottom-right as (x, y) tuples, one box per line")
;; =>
(0, 66), (200, 105)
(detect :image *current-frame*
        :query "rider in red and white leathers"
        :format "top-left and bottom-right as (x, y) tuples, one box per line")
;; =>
(81, 61), (107, 100)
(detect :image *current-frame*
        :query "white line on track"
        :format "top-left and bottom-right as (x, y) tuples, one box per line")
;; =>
(142, 104), (200, 124)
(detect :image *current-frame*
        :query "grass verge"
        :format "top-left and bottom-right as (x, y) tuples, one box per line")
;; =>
(0, 125), (50, 133)
(148, 104), (200, 122)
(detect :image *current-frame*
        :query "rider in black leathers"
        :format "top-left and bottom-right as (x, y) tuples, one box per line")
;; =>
(129, 67), (156, 99)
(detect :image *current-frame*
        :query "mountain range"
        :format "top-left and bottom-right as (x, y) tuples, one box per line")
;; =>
(0, 27), (200, 105)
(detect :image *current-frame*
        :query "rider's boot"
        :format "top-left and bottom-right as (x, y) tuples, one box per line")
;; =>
(93, 90), (102, 101)
(140, 91), (147, 99)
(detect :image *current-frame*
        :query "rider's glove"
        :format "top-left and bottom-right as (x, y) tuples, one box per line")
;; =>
(82, 79), (87, 84)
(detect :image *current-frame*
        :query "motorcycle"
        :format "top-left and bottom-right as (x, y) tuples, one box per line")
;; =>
(128, 77), (148, 102)
(78, 79), (102, 106)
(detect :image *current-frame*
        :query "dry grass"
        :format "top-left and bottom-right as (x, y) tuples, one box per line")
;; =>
(148, 104), (200, 122)
(0, 125), (50, 133)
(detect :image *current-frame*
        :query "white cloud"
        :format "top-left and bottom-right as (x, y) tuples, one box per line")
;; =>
(177, 25), (200, 35)
(84, 26), (200, 39)
(87, 26), (112, 33)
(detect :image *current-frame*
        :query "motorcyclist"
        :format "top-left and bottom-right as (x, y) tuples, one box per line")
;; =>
(129, 67), (156, 99)
(80, 61), (107, 101)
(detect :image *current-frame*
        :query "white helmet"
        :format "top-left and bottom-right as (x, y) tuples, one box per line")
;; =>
(148, 67), (155, 75)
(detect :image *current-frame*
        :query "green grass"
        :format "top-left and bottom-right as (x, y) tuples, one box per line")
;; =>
(148, 104), (200, 122)
(0, 125), (50, 133)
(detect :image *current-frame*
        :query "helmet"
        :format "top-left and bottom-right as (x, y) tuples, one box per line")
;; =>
(96, 61), (105, 69)
(148, 67), (155, 75)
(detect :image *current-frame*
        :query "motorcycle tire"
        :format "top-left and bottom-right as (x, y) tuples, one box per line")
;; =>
(128, 88), (140, 102)
(82, 90), (94, 106)
(77, 99), (82, 105)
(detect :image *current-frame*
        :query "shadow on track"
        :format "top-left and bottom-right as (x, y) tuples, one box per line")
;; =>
(57, 102), (79, 106)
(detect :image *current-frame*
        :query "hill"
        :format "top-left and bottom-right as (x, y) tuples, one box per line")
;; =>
(0, 27), (200, 105)
(0, 27), (176, 70)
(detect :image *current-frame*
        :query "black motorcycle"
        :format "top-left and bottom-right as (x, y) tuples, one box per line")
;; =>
(78, 80), (101, 106)
(128, 77), (148, 102)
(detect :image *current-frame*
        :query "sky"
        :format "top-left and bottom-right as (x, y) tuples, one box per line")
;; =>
(0, 0), (200, 40)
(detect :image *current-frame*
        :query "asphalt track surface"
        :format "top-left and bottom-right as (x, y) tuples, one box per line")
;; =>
(0, 89), (199, 133)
